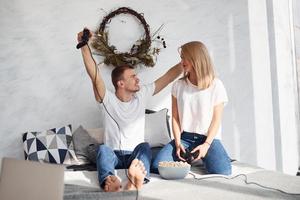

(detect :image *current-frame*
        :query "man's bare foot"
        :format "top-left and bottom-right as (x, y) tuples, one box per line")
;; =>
(104, 175), (121, 192)
(126, 159), (147, 190)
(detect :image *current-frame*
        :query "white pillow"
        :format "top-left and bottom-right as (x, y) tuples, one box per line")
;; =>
(145, 108), (171, 147)
(81, 109), (171, 148)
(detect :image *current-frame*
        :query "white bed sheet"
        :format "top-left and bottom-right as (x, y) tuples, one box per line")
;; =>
(64, 161), (264, 189)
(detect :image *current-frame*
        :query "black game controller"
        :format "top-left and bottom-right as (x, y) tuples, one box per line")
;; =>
(180, 149), (199, 164)
(76, 28), (90, 49)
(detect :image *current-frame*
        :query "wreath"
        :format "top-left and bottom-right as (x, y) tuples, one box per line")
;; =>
(91, 7), (165, 67)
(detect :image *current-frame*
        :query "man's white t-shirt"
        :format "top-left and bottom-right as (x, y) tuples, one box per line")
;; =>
(171, 78), (228, 139)
(100, 83), (155, 151)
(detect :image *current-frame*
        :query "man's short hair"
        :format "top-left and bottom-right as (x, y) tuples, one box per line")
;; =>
(111, 65), (134, 90)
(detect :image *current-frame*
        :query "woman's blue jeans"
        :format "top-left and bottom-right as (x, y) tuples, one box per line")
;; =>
(152, 132), (232, 175)
(96, 142), (151, 188)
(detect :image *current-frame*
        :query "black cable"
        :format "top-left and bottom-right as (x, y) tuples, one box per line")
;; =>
(188, 172), (300, 196)
(177, 125), (300, 196)
(187, 135), (299, 196)
(83, 43), (139, 199)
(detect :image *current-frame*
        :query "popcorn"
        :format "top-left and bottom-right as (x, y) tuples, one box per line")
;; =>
(158, 161), (190, 168)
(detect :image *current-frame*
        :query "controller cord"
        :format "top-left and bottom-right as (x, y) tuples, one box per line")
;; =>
(188, 171), (300, 196)
(79, 39), (139, 200)
(186, 135), (300, 196)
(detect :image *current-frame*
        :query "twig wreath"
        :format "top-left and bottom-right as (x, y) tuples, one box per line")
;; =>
(91, 7), (166, 67)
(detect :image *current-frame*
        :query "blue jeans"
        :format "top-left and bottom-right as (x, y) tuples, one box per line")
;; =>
(96, 142), (152, 188)
(152, 132), (232, 175)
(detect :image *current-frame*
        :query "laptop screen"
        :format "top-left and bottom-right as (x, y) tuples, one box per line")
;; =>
(0, 157), (65, 200)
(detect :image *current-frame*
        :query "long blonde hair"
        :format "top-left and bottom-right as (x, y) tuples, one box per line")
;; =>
(180, 41), (215, 89)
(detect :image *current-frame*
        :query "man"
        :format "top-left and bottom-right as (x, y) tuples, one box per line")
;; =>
(77, 29), (182, 192)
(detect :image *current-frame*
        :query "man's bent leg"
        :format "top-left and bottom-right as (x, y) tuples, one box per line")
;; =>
(96, 144), (121, 191)
(128, 142), (151, 182)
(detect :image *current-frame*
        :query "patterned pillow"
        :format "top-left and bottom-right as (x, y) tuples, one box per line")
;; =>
(22, 125), (78, 164)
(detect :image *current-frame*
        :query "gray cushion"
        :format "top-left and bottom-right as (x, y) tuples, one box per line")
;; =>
(72, 125), (98, 164)
(86, 143), (99, 164)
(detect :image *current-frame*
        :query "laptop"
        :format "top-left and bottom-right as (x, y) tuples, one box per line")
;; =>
(0, 157), (65, 200)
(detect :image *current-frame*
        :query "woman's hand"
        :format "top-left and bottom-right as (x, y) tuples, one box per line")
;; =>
(175, 143), (186, 161)
(191, 142), (210, 161)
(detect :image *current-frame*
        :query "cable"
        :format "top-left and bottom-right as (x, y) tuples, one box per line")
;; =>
(184, 134), (299, 196)
(185, 134), (300, 196)
(84, 44), (139, 199)
(188, 172), (300, 196)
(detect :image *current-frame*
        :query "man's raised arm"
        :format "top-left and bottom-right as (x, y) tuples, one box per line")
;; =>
(153, 63), (182, 95)
(78, 30), (105, 102)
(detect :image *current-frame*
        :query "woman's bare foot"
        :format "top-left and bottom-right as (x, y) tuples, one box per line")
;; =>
(126, 159), (147, 190)
(104, 175), (121, 192)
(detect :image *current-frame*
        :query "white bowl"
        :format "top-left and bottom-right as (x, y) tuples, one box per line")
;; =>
(158, 162), (190, 180)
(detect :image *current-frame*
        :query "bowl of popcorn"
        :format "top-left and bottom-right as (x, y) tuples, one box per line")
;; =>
(158, 161), (191, 180)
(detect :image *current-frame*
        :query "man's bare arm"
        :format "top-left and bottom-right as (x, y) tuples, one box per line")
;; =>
(78, 30), (105, 101)
(153, 63), (182, 95)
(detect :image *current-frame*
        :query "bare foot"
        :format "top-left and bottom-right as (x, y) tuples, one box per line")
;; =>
(126, 159), (147, 190)
(104, 175), (121, 192)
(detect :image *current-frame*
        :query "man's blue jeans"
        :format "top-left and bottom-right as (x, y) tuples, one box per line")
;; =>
(96, 142), (151, 188)
(152, 132), (232, 175)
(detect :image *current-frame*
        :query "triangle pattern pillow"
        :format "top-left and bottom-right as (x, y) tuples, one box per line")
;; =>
(22, 124), (78, 165)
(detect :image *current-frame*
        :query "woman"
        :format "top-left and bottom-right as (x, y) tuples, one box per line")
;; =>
(152, 41), (232, 175)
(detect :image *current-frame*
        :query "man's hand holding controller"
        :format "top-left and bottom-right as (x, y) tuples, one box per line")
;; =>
(76, 28), (92, 49)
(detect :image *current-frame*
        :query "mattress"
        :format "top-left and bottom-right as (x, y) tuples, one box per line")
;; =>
(63, 161), (300, 200)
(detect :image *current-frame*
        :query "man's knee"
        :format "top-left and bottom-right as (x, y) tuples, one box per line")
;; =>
(97, 144), (112, 157)
(137, 142), (151, 151)
(134, 142), (152, 164)
(140, 142), (150, 148)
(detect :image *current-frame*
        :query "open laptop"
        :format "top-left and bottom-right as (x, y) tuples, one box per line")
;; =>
(0, 157), (65, 200)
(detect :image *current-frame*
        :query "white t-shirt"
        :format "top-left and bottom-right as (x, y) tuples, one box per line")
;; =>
(171, 78), (228, 139)
(100, 83), (155, 151)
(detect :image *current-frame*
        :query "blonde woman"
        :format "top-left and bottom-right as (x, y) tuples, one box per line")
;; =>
(152, 41), (232, 175)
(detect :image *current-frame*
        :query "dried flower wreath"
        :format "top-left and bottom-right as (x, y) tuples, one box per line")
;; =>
(91, 7), (166, 67)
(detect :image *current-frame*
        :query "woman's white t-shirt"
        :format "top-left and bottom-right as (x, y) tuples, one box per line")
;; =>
(171, 78), (228, 139)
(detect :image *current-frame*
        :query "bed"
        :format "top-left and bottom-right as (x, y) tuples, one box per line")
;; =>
(20, 109), (300, 199)
(63, 161), (300, 200)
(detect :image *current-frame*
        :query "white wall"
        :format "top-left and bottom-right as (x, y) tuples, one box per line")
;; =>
(265, 0), (299, 174)
(293, 0), (300, 169)
(0, 0), (298, 174)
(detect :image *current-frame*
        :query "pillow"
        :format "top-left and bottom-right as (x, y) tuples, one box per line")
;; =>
(86, 128), (104, 144)
(71, 108), (171, 165)
(83, 114), (170, 164)
(86, 143), (100, 164)
(145, 108), (171, 147)
(22, 124), (78, 165)
(72, 125), (98, 165)
(85, 110), (170, 146)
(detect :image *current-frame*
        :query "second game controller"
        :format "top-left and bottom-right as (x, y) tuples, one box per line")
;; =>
(180, 149), (199, 164)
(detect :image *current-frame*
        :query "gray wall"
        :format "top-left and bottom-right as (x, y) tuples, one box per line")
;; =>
(0, 0), (298, 174)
